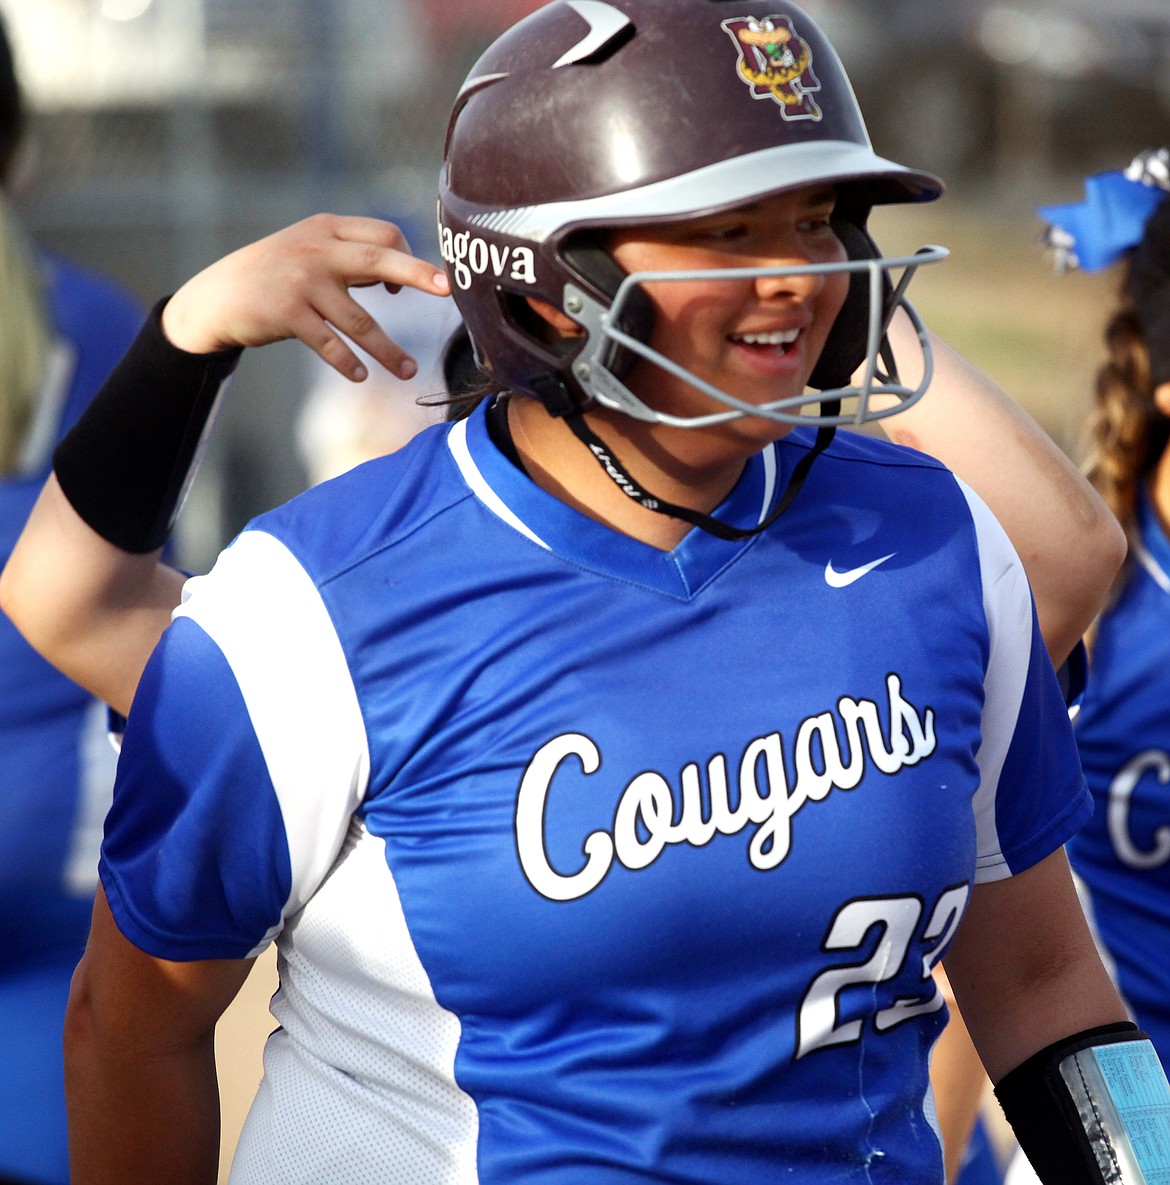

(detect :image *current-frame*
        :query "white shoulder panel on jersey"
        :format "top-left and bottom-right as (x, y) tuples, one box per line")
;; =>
(175, 530), (371, 934)
(447, 417), (550, 549)
(956, 480), (1034, 881)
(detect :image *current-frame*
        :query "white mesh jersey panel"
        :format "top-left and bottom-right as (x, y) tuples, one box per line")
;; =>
(228, 818), (480, 1184)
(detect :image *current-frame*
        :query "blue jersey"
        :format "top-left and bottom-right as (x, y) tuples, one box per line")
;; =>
(101, 403), (1089, 1185)
(1067, 488), (1170, 1067)
(0, 254), (142, 1184)
(955, 1115), (1004, 1185)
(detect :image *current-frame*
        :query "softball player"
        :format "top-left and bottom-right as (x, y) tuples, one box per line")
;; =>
(0, 4), (1160, 1184)
(1046, 150), (1170, 1065)
(994, 147), (1170, 1185)
(0, 18), (143, 1182)
(0, 221), (141, 1185)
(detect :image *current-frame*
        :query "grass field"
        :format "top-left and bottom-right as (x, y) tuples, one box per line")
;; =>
(870, 196), (1116, 459)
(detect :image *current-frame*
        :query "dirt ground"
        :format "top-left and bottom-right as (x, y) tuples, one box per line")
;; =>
(215, 947), (278, 1184)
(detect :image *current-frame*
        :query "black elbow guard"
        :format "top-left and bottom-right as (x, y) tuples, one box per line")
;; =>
(994, 1021), (1170, 1184)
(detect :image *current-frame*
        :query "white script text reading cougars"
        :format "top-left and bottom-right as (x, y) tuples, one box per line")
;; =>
(515, 673), (937, 900)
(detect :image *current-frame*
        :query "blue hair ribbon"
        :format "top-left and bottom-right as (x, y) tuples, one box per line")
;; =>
(1038, 149), (1170, 273)
(1038, 172), (1166, 273)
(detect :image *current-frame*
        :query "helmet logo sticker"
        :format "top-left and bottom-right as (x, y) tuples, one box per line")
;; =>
(720, 16), (822, 120)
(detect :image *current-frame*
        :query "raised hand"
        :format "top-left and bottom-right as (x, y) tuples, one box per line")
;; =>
(160, 214), (452, 382)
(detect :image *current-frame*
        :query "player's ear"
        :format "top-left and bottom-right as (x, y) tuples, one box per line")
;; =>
(1155, 381), (1170, 418)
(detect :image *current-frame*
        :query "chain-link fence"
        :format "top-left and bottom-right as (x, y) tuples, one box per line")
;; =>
(3, 0), (543, 567)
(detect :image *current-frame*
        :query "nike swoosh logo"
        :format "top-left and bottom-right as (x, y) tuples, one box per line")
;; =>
(825, 554), (895, 588)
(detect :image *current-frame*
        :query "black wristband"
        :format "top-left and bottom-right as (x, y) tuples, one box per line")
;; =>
(52, 297), (242, 554)
(994, 1020), (1142, 1185)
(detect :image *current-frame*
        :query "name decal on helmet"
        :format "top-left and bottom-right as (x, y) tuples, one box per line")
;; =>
(721, 15), (822, 120)
(440, 226), (537, 291)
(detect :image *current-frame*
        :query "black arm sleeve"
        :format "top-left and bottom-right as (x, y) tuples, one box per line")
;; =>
(53, 297), (242, 554)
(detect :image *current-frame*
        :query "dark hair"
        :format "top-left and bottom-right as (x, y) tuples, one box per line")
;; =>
(0, 12), (23, 187)
(1082, 277), (1170, 541)
(1082, 195), (1170, 543)
(1126, 195), (1170, 389)
(426, 324), (502, 423)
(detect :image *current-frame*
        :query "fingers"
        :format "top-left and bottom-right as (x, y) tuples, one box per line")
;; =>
(307, 287), (426, 382)
(302, 213), (451, 296)
(284, 215), (451, 381)
(324, 216), (407, 294)
(164, 214), (455, 379)
(322, 238), (450, 299)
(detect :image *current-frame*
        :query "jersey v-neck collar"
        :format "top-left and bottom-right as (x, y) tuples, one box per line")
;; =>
(446, 401), (791, 599)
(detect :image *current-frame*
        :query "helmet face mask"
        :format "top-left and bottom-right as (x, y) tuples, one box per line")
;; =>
(438, 0), (946, 427)
(561, 243), (948, 428)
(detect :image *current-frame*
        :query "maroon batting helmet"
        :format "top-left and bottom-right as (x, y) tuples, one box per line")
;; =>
(439, 0), (945, 426)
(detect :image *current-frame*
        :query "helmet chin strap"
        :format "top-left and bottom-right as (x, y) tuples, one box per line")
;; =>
(562, 401), (841, 542)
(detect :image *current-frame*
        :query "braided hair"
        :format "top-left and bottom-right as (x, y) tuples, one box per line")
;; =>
(1081, 194), (1170, 550)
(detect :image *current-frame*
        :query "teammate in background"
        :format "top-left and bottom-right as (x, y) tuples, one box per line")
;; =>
(1062, 147), (1170, 1063)
(0, 4), (1152, 1184)
(0, 15), (142, 1185)
(999, 148), (1170, 1185)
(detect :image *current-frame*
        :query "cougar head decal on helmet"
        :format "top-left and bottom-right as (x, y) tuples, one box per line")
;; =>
(722, 14), (823, 118)
(438, 0), (945, 428)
